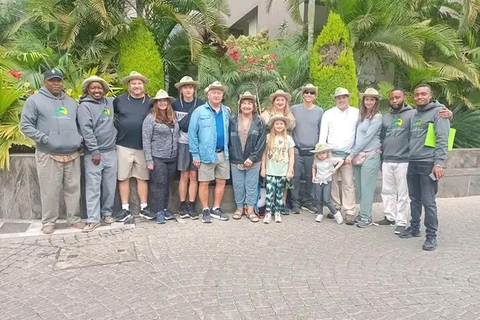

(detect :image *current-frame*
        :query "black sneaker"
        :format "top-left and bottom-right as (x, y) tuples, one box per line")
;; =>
(375, 217), (395, 226)
(202, 208), (212, 223)
(163, 209), (175, 220)
(188, 203), (199, 220)
(301, 205), (317, 214)
(399, 227), (421, 238)
(178, 202), (190, 219)
(394, 226), (406, 234)
(139, 207), (156, 220)
(423, 237), (437, 251)
(282, 207), (291, 215)
(291, 206), (301, 214)
(326, 212), (335, 219)
(115, 209), (132, 222)
(211, 207), (229, 221)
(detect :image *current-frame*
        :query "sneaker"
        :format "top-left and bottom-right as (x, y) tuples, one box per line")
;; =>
(333, 211), (344, 224)
(188, 203), (199, 220)
(326, 212), (335, 219)
(163, 209), (175, 220)
(115, 209), (132, 222)
(211, 207), (229, 221)
(42, 224), (55, 234)
(345, 215), (355, 225)
(103, 216), (115, 224)
(274, 212), (282, 223)
(356, 220), (372, 228)
(263, 212), (271, 224)
(315, 214), (323, 223)
(72, 221), (86, 229)
(291, 207), (301, 214)
(394, 226), (406, 235)
(83, 222), (101, 232)
(139, 207), (156, 220)
(156, 212), (165, 224)
(399, 227), (421, 238)
(282, 207), (291, 215)
(202, 208), (212, 223)
(178, 202), (190, 219)
(423, 237), (437, 251)
(301, 205), (317, 214)
(354, 215), (361, 223)
(375, 217), (395, 226)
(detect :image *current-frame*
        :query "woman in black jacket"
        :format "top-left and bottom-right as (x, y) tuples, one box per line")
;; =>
(229, 91), (266, 222)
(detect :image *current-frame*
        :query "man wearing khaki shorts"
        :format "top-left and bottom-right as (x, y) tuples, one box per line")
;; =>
(113, 71), (155, 222)
(188, 81), (231, 223)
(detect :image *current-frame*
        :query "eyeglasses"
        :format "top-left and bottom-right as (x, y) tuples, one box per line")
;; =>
(304, 91), (316, 95)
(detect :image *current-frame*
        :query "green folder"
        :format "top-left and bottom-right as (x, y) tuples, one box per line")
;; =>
(425, 123), (456, 151)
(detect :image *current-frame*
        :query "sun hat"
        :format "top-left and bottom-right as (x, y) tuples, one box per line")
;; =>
(122, 71), (149, 84)
(332, 87), (353, 98)
(267, 114), (291, 128)
(269, 89), (292, 102)
(359, 87), (382, 100)
(150, 89), (175, 106)
(204, 81), (226, 93)
(175, 76), (200, 89)
(43, 68), (63, 80)
(310, 143), (331, 154)
(238, 91), (256, 102)
(82, 75), (109, 94)
(301, 83), (318, 95)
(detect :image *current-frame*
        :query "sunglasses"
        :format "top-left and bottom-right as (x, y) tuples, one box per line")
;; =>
(304, 91), (316, 95)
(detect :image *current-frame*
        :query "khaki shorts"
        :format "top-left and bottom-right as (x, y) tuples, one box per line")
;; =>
(198, 151), (230, 182)
(116, 145), (149, 181)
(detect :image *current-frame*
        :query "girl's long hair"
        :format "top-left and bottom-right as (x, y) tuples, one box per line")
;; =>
(151, 100), (176, 126)
(266, 120), (288, 159)
(359, 97), (380, 122)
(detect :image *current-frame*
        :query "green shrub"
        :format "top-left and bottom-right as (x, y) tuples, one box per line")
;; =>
(310, 12), (358, 109)
(118, 19), (164, 96)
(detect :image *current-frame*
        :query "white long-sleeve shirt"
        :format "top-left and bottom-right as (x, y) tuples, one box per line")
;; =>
(318, 106), (359, 154)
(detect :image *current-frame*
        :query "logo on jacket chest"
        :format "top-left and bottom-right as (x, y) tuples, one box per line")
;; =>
(53, 107), (71, 119)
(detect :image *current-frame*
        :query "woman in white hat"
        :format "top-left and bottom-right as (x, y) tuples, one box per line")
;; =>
(229, 92), (266, 222)
(260, 90), (296, 131)
(142, 89), (180, 224)
(345, 88), (383, 227)
(172, 76), (205, 220)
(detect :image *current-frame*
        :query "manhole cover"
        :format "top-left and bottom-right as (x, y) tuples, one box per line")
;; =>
(54, 243), (137, 270)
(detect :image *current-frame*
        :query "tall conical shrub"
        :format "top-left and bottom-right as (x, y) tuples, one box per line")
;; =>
(310, 12), (358, 108)
(118, 19), (165, 96)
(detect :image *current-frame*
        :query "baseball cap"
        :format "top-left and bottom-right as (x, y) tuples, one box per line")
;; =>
(43, 69), (64, 80)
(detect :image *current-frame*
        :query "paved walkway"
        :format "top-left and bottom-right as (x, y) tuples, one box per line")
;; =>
(1, 197), (480, 320)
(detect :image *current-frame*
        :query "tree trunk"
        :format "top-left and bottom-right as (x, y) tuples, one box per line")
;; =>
(307, 0), (315, 51)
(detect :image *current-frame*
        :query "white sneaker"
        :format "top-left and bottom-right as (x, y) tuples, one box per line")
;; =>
(315, 214), (323, 222)
(263, 212), (271, 224)
(274, 212), (282, 223)
(334, 211), (344, 224)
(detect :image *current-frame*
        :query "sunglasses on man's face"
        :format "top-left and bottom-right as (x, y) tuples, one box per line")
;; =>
(304, 91), (316, 95)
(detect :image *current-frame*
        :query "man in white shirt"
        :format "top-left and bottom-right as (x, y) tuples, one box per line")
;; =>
(318, 88), (359, 224)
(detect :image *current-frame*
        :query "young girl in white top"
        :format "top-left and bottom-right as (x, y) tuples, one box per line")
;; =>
(311, 143), (344, 223)
(260, 115), (295, 223)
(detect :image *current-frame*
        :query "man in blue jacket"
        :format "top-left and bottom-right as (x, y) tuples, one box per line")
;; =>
(188, 81), (230, 223)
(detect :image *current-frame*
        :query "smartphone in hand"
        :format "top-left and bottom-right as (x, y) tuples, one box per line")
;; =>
(429, 172), (437, 181)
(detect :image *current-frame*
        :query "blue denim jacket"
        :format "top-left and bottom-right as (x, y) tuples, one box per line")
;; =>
(188, 102), (230, 163)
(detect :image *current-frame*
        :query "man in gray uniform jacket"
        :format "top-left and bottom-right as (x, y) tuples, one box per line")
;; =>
(21, 69), (84, 234)
(77, 76), (118, 232)
(399, 84), (450, 251)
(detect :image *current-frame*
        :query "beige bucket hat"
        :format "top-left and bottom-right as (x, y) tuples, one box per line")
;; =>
(150, 89), (175, 106)
(238, 91), (256, 102)
(122, 71), (149, 84)
(175, 76), (200, 89)
(269, 89), (292, 102)
(82, 75), (109, 94)
(204, 81), (226, 93)
(301, 83), (318, 95)
(267, 114), (291, 128)
(310, 143), (331, 154)
(332, 87), (353, 98)
(359, 87), (382, 100)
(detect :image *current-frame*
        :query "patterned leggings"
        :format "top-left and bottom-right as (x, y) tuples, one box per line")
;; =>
(265, 175), (287, 214)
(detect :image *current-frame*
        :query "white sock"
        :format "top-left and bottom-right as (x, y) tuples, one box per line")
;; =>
(122, 204), (129, 211)
(212, 207), (218, 210)
(140, 203), (148, 210)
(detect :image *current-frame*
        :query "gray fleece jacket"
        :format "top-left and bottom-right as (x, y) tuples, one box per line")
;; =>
(77, 95), (117, 154)
(20, 87), (82, 155)
(142, 114), (180, 165)
(409, 100), (450, 166)
(381, 104), (415, 162)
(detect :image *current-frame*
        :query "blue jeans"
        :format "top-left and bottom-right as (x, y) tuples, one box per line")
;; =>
(230, 165), (260, 208)
(407, 161), (438, 237)
(313, 181), (336, 215)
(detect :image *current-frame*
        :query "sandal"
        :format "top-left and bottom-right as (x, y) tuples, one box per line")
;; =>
(232, 209), (243, 220)
(247, 212), (259, 223)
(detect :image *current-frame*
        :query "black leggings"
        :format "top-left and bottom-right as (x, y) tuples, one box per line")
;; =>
(150, 158), (176, 212)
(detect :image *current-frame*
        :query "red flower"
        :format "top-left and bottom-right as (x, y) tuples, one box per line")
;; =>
(240, 66), (249, 72)
(246, 56), (260, 63)
(7, 70), (21, 79)
(228, 50), (240, 62)
(269, 53), (278, 61)
(265, 64), (276, 71)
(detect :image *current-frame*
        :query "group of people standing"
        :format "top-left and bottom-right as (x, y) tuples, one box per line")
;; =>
(20, 68), (451, 251)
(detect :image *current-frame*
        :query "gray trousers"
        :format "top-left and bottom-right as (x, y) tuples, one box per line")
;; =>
(35, 150), (81, 225)
(84, 150), (117, 223)
(291, 152), (314, 208)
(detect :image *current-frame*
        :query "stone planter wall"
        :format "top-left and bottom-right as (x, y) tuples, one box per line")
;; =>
(1, 149), (479, 220)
